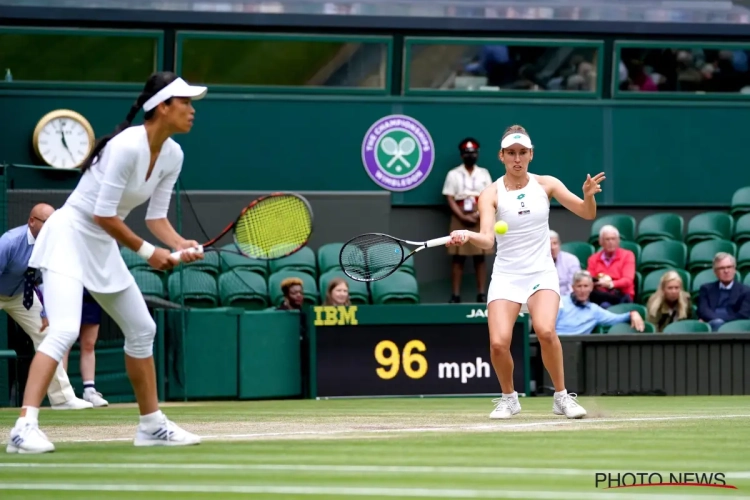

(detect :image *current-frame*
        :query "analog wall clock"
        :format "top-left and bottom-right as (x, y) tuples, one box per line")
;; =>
(32, 109), (95, 169)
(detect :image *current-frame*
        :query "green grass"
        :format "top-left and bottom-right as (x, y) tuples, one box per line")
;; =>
(0, 396), (748, 498)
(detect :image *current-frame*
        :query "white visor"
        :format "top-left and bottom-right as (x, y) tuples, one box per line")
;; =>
(501, 133), (533, 149)
(142, 77), (208, 112)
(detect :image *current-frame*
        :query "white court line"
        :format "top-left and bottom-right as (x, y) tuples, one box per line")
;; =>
(1, 462), (749, 480)
(46, 413), (750, 444)
(0, 483), (747, 499)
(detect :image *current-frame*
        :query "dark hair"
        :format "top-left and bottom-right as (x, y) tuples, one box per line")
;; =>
(80, 71), (179, 173)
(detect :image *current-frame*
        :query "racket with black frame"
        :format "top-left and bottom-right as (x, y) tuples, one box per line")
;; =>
(171, 192), (313, 262)
(339, 232), (460, 282)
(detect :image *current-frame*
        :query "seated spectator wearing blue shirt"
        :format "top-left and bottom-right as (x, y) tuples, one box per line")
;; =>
(697, 252), (750, 332)
(556, 270), (645, 335)
(0, 204), (92, 409)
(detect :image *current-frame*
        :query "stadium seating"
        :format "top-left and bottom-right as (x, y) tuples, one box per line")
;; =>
(745, 273), (750, 288)
(737, 242), (750, 277)
(640, 268), (691, 305)
(168, 269), (219, 308)
(316, 242), (344, 275)
(717, 320), (750, 333)
(371, 271), (419, 304)
(131, 269), (166, 299)
(607, 303), (647, 318)
(638, 240), (687, 275)
(184, 250), (221, 275)
(218, 270), (268, 310)
(690, 269), (717, 301)
(318, 270), (369, 305)
(733, 213), (750, 247)
(220, 245), (269, 277)
(685, 212), (734, 246)
(619, 240), (642, 267)
(268, 270), (319, 307)
(636, 213), (684, 246)
(730, 186), (750, 219)
(607, 322), (655, 334)
(269, 246), (317, 278)
(663, 320), (711, 333)
(560, 241), (594, 268)
(588, 214), (636, 245)
(121, 246), (149, 271)
(687, 239), (736, 274)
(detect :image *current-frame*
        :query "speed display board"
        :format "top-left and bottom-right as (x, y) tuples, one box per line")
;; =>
(308, 304), (530, 398)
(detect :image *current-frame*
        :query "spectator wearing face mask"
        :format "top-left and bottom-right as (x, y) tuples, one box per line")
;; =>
(442, 137), (494, 303)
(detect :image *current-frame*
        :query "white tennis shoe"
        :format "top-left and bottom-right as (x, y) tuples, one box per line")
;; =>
(489, 396), (522, 419)
(6, 418), (55, 454)
(134, 414), (201, 447)
(553, 392), (587, 419)
(83, 389), (109, 408)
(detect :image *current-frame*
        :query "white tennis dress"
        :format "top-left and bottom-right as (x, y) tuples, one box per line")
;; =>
(487, 174), (559, 311)
(29, 125), (183, 294)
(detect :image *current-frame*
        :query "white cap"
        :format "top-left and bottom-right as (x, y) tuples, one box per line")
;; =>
(142, 77), (208, 112)
(501, 133), (533, 149)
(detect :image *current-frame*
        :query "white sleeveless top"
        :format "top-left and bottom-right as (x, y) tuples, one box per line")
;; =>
(493, 174), (556, 276)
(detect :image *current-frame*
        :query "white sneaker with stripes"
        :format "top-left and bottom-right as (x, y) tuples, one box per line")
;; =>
(6, 418), (55, 454)
(133, 414), (201, 447)
(553, 392), (587, 419)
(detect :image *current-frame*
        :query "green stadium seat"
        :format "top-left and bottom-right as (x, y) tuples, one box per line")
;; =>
(635, 271), (642, 302)
(371, 271), (419, 305)
(219, 245), (269, 278)
(687, 239), (737, 274)
(317, 243), (344, 275)
(738, 242), (750, 277)
(619, 240), (642, 268)
(121, 246), (149, 271)
(217, 270), (268, 310)
(184, 251), (220, 275)
(607, 303), (647, 318)
(717, 319), (750, 333)
(269, 247), (317, 278)
(588, 214), (637, 245)
(685, 212), (734, 246)
(745, 273), (750, 288)
(318, 270), (369, 305)
(636, 213), (684, 246)
(560, 241), (594, 269)
(131, 269), (166, 299)
(663, 320), (711, 334)
(638, 240), (687, 275)
(268, 270), (319, 307)
(167, 269), (218, 308)
(640, 268), (691, 305)
(606, 322), (655, 334)
(690, 269), (717, 301)
(733, 213), (750, 247)
(730, 186), (750, 219)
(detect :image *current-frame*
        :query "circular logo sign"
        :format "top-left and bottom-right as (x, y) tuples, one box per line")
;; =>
(361, 114), (435, 192)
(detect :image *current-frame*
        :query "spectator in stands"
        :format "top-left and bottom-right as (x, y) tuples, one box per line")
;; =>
(586, 225), (635, 307)
(697, 252), (750, 331)
(442, 138), (494, 303)
(277, 277), (305, 311)
(324, 278), (350, 307)
(550, 230), (580, 294)
(556, 271), (645, 335)
(646, 270), (693, 332)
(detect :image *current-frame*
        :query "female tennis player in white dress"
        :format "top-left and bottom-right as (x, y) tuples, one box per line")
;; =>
(448, 125), (605, 420)
(8, 71), (207, 453)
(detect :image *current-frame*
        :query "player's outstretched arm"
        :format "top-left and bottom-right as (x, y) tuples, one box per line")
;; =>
(543, 173), (605, 220)
(448, 183), (497, 249)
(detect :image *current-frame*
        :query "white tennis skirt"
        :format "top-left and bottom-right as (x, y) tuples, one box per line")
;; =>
(487, 269), (560, 313)
(29, 205), (135, 294)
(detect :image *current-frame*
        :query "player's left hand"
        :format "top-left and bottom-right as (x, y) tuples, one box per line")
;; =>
(447, 230), (469, 246)
(582, 172), (606, 197)
(175, 240), (204, 263)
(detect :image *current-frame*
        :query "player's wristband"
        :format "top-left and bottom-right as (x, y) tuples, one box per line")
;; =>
(137, 241), (156, 260)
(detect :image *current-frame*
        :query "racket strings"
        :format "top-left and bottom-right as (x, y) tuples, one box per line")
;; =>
(234, 195), (312, 260)
(340, 234), (404, 281)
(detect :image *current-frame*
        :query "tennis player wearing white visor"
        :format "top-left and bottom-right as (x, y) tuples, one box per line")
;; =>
(447, 124), (605, 421)
(8, 72), (207, 454)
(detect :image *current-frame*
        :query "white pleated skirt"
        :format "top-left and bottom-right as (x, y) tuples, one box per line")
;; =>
(29, 204), (135, 294)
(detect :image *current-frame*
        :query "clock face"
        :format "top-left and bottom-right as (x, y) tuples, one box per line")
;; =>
(36, 116), (93, 169)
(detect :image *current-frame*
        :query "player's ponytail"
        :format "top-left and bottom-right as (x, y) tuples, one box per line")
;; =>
(79, 71), (179, 174)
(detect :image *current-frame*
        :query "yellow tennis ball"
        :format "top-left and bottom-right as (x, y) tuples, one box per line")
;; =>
(494, 220), (508, 235)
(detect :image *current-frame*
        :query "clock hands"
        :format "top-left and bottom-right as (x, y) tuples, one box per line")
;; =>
(57, 120), (76, 163)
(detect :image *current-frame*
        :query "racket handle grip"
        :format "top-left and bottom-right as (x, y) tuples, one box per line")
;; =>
(170, 245), (204, 262)
(425, 236), (453, 248)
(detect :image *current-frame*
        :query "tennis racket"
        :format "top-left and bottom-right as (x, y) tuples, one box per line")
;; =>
(171, 192), (313, 262)
(339, 232), (460, 282)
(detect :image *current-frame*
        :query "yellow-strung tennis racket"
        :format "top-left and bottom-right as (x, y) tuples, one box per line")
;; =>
(171, 192), (313, 261)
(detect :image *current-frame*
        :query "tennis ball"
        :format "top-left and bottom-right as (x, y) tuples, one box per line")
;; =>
(494, 220), (508, 235)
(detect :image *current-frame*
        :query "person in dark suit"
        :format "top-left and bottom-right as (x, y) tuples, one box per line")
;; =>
(697, 252), (750, 331)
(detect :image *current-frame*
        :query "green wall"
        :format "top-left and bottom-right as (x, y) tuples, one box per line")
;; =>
(2, 90), (747, 206)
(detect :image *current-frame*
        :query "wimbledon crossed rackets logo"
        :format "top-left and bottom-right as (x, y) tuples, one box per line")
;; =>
(361, 114), (435, 192)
